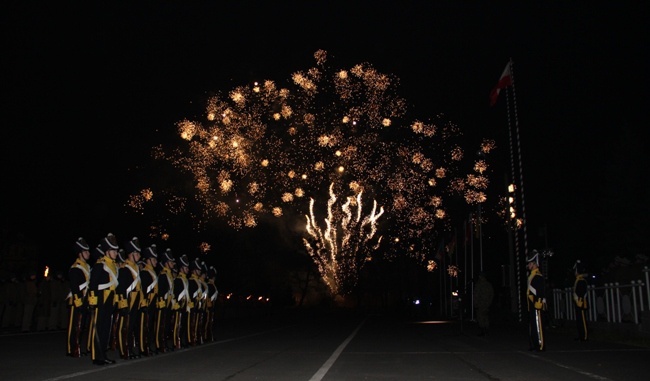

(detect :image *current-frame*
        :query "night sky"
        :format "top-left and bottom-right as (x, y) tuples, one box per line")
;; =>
(2, 2), (647, 283)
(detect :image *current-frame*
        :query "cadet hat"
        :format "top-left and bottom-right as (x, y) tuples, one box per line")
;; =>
(201, 261), (208, 274)
(124, 237), (141, 254)
(526, 249), (539, 265)
(178, 254), (190, 268)
(91, 244), (105, 262)
(207, 266), (217, 279)
(74, 237), (90, 254)
(117, 248), (126, 263)
(100, 233), (119, 252)
(190, 257), (202, 272)
(161, 248), (175, 264)
(573, 260), (586, 274)
(143, 244), (158, 260)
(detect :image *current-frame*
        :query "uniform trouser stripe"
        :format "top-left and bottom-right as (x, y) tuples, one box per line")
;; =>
(140, 311), (146, 353)
(155, 311), (162, 349)
(577, 308), (588, 340)
(536, 310), (544, 350)
(67, 306), (75, 354)
(90, 308), (98, 360)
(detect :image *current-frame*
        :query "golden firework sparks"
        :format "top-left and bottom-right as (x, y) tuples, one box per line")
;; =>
(304, 183), (384, 295)
(131, 50), (496, 295)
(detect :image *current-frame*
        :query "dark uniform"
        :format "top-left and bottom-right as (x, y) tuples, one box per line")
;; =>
(66, 237), (92, 357)
(139, 245), (158, 356)
(197, 261), (209, 344)
(205, 266), (218, 342)
(115, 237), (142, 359)
(90, 244), (104, 266)
(88, 233), (120, 365)
(155, 249), (175, 353)
(110, 249), (126, 352)
(172, 255), (191, 349)
(187, 258), (203, 346)
(84, 244), (105, 356)
(573, 260), (589, 341)
(526, 250), (546, 351)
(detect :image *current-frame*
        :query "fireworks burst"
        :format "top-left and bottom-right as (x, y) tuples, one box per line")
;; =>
(130, 50), (495, 296)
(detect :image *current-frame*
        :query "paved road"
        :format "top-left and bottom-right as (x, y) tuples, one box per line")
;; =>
(1, 309), (649, 381)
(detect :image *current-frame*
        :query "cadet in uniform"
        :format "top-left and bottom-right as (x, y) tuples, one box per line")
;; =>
(155, 249), (175, 353)
(116, 237), (142, 359)
(84, 244), (105, 356)
(573, 260), (589, 341)
(187, 258), (203, 346)
(139, 245), (158, 356)
(66, 237), (91, 357)
(172, 255), (191, 349)
(110, 249), (126, 352)
(526, 250), (546, 352)
(205, 266), (218, 342)
(197, 261), (209, 345)
(88, 233), (120, 365)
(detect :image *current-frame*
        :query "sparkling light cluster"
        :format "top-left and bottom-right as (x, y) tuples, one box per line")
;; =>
(303, 183), (384, 295)
(132, 50), (495, 295)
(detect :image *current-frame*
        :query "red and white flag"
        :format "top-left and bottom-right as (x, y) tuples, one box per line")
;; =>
(489, 61), (512, 106)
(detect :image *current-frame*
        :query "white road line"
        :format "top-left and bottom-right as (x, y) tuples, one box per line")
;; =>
(309, 317), (368, 381)
(520, 350), (614, 381)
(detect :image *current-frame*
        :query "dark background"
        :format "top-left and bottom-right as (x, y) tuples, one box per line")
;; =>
(2, 2), (647, 292)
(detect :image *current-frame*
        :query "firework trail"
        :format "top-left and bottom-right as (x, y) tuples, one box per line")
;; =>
(303, 182), (384, 295)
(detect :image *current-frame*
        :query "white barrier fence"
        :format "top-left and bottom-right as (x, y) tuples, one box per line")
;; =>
(552, 266), (650, 324)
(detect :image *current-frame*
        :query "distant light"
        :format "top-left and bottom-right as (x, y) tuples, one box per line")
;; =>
(413, 299), (420, 305)
(414, 320), (455, 325)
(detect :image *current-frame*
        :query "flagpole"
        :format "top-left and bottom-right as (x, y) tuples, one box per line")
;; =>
(439, 251), (443, 316)
(463, 219), (469, 320)
(510, 58), (528, 258)
(478, 203), (484, 272)
(470, 215), (475, 321)
(463, 219), (468, 294)
(505, 58), (528, 322)
(454, 229), (458, 293)
(441, 244), (445, 317)
(491, 58), (528, 323)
